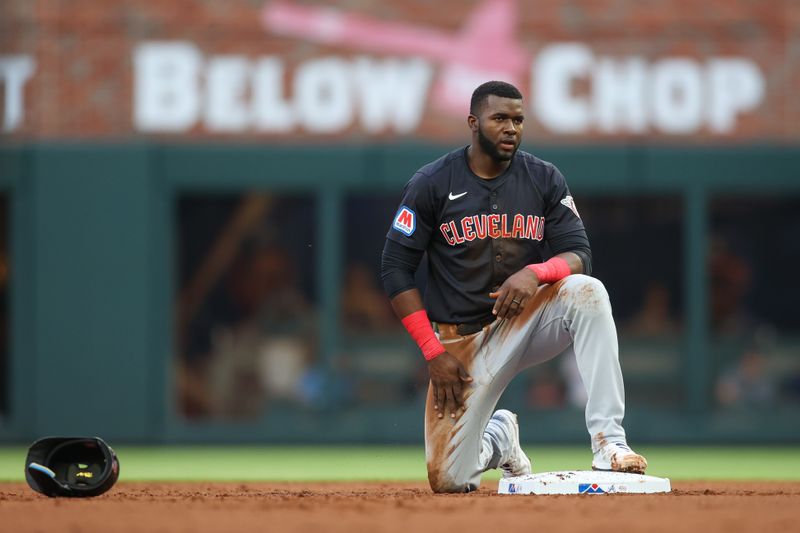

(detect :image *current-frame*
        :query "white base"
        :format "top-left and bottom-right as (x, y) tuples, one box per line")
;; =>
(498, 470), (671, 495)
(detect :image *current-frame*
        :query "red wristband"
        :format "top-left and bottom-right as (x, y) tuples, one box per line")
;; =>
(401, 310), (446, 361)
(527, 256), (571, 284)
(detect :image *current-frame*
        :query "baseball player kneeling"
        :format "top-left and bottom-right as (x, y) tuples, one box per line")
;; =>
(381, 81), (647, 494)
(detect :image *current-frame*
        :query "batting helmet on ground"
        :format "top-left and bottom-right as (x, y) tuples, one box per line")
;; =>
(25, 436), (120, 497)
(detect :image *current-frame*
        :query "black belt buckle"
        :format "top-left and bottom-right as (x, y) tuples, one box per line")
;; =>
(456, 318), (495, 336)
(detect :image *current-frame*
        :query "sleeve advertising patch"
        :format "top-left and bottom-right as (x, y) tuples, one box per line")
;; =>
(393, 205), (416, 236)
(560, 195), (581, 218)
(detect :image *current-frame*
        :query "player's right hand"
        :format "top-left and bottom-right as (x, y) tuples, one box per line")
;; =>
(427, 352), (473, 419)
(490, 267), (540, 319)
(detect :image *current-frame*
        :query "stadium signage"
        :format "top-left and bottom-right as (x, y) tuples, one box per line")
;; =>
(132, 0), (766, 137)
(0, 55), (36, 133)
(134, 42), (764, 137)
(134, 43), (433, 134)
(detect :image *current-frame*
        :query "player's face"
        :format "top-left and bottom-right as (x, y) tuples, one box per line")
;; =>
(474, 95), (524, 162)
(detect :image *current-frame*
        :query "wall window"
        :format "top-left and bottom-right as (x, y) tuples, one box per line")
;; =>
(709, 196), (800, 411)
(508, 196), (685, 412)
(175, 193), (318, 419)
(341, 194), (427, 406)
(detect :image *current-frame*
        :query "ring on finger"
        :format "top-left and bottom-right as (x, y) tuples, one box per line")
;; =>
(511, 298), (522, 305)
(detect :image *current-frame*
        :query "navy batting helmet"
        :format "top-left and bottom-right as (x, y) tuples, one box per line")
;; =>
(25, 437), (120, 497)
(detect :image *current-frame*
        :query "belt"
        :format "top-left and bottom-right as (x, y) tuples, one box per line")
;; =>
(434, 317), (496, 339)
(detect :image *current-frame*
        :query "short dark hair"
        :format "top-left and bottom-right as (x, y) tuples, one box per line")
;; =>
(470, 81), (523, 115)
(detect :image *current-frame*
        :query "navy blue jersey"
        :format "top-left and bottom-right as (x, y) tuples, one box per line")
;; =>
(386, 146), (588, 324)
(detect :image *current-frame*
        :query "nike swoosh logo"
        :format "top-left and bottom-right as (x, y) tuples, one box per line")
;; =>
(448, 191), (468, 200)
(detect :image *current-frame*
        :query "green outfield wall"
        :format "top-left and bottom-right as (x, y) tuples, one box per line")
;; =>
(0, 144), (798, 444)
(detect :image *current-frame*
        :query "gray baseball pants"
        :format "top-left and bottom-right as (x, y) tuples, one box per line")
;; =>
(425, 274), (627, 493)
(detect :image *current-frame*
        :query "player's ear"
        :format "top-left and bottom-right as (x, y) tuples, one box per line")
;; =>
(468, 114), (479, 132)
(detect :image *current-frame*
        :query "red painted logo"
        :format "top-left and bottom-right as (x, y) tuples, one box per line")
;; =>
(261, 0), (525, 115)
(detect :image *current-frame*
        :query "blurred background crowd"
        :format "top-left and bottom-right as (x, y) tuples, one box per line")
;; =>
(173, 193), (800, 419)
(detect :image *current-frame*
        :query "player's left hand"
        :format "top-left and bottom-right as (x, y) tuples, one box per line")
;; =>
(490, 267), (539, 319)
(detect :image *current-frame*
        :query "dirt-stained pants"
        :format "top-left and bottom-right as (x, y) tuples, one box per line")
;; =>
(425, 274), (627, 493)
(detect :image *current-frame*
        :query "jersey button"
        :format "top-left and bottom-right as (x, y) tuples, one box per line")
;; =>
(495, 253), (502, 262)
(492, 204), (498, 210)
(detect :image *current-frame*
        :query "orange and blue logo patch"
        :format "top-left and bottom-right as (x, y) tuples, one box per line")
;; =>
(393, 205), (416, 236)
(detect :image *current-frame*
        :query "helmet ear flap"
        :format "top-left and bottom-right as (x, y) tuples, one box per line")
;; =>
(27, 462), (73, 496)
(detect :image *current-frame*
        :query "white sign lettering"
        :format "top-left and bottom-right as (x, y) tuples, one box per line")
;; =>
(593, 57), (647, 133)
(133, 42), (433, 134)
(253, 58), (294, 132)
(132, 41), (765, 136)
(134, 42), (201, 131)
(353, 56), (433, 134)
(532, 43), (765, 135)
(294, 57), (353, 133)
(707, 59), (764, 133)
(206, 56), (251, 131)
(651, 59), (704, 133)
(534, 44), (593, 134)
(0, 55), (36, 132)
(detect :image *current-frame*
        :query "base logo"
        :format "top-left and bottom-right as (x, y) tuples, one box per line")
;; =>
(507, 483), (518, 494)
(393, 205), (416, 236)
(579, 483), (606, 494)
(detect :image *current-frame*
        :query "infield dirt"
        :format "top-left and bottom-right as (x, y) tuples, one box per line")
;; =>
(1, 481), (798, 532)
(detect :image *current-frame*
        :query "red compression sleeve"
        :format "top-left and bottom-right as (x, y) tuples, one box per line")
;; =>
(401, 310), (445, 361)
(527, 256), (572, 284)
